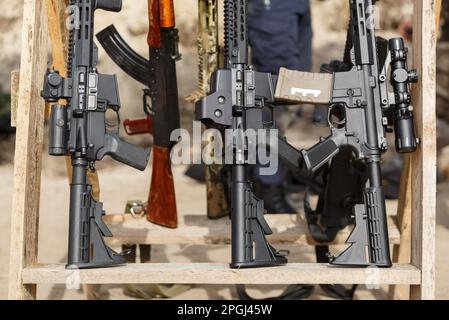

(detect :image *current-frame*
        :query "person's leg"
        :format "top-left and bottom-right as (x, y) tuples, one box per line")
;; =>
(249, 10), (309, 73)
(248, 4), (312, 213)
(294, 8), (313, 72)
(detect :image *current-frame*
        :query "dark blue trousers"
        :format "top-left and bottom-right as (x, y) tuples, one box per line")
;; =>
(249, 0), (312, 184)
(249, 0), (312, 75)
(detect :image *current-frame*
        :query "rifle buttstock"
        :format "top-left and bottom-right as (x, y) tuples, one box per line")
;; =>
(147, 145), (178, 228)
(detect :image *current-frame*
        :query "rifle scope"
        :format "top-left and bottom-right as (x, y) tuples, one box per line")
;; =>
(389, 37), (419, 153)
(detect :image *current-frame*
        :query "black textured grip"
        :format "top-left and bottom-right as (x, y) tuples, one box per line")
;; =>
(100, 132), (150, 171)
(302, 138), (339, 172)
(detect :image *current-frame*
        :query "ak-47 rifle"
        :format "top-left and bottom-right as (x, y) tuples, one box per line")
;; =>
(197, 0), (288, 268)
(96, 0), (181, 228)
(275, 0), (419, 266)
(41, 0), (150, 269)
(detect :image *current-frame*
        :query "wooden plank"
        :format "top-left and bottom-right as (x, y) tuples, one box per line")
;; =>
(104, 213), (400, 246)
(391, 1), (442, 300)
(22, 263), (421, 286)
(436, 0), (442, 32)
(44, 0), (73, 181)
(410, 0), (437, 300)
(390, 157), (412, 299)
(44, 0), (69, 119)
(8, 0), (48, 300)
(45, 0), (69, 77)
(10, 71), (20, 128)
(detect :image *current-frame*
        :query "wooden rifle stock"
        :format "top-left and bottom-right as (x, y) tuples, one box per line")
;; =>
(147, 145), (178, 228)
(123, 115), (178, 228)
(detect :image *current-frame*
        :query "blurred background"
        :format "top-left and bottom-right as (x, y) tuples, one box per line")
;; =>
(0, 0), (448, 299)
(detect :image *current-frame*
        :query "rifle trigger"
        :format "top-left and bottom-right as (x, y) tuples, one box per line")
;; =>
(143, 89), (154, 116)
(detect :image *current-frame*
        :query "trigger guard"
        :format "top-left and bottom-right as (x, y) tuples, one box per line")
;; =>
(105, 107), (121, 130)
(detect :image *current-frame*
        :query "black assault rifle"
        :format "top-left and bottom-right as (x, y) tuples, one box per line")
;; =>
(275, 0), (419, 266)
(196, 0), (288, 268)
(197, 0), (418, 268)
(41, 0), (150, 269)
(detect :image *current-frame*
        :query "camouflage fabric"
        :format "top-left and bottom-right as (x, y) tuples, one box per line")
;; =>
(206, 163), (230, 219)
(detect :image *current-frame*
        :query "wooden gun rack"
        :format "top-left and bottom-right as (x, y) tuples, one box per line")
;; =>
(8, 0), (437, 300)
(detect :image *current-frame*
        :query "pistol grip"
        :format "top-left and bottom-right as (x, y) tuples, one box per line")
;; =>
(301, 138), (339, 172)
(100, 132), (150, 171)
(124, 117), (153, 136)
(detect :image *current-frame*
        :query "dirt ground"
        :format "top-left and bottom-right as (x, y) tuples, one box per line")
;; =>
(1, 0), (448, 300)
